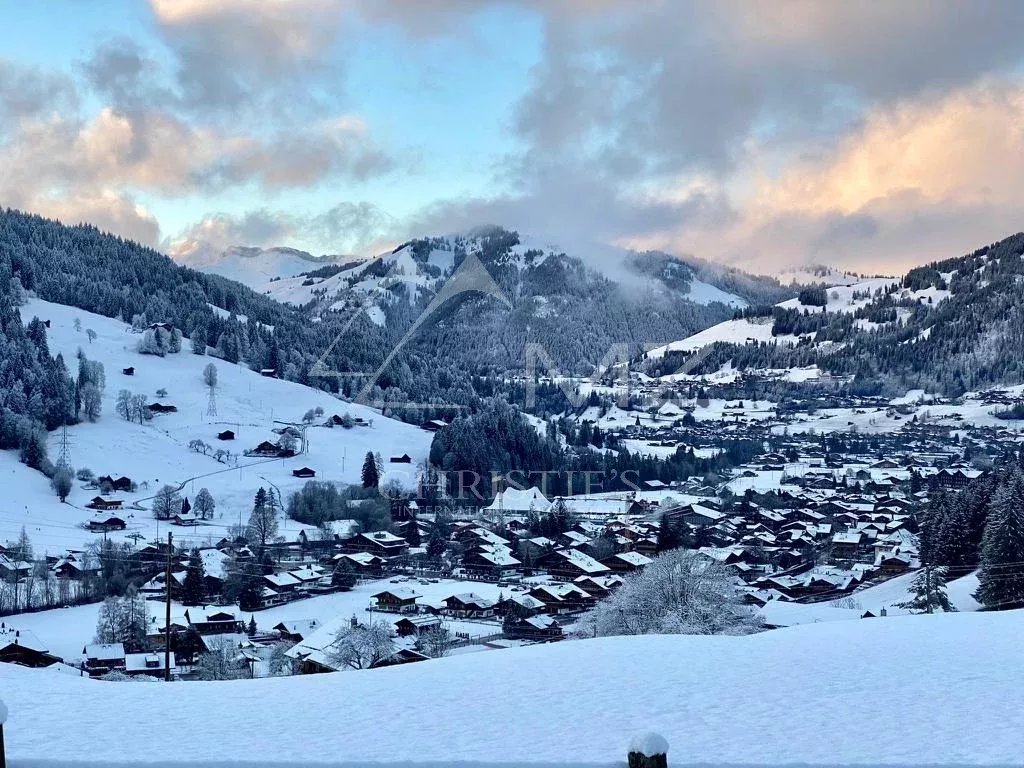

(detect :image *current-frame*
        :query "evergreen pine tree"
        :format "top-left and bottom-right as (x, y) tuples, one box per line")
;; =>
(361, 451), (380, 488)
(976, 469), (1024, 609)
(656, 513), (681, 552)
(182, 548), (206, 606)
(897, 565), (955, 613)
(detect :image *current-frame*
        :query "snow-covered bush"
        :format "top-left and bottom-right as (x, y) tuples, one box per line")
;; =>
(576, 549), (761, 637)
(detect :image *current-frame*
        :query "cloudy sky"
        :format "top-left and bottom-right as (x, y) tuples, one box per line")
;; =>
(3, 1), (1024, 273)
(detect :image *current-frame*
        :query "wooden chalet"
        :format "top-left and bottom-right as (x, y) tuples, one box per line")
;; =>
(389, 453), (413, 464)
(394, 615), (442, 637)
(0, 626), (61, 668)
(147, 402), (178, 414)
(273, 619), (320, 643)
(292, 467), (316, 478)
(528, 584), (595, 615)
(87, 496), (123, 510)
(333, 552), (386, 576)
(601, 551), (652, 573)
(82, 642), (126, 676)
(97, 475), (133, 492)
(124, 652), (178, 678)
(342, 531), (408, 559)
(122, 366), (135, 376)
(442, 593), (496, 618)
(372, 588), (421, 612)
(504, 614), (563, 641)
(217, 430), (235, 441)
(537, 548), (610, 579)
(88, 514), (127, 532)
(185, 608), (242, 635)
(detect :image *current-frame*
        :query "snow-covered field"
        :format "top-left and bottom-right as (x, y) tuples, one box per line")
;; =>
(3, 299), (431, 555)
(3, 609), (1023, 766)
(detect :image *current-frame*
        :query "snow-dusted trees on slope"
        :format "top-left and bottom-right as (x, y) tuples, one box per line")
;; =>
(248, 487), (278, 549)
(976, 467), (1024, 609)
(577, 549), (761, 637)
(328, 620), (395, 670)
(50, 463), (73, 502)
(94, 587), (149, 651)
(152, 484), (181, 521)
(898, 566), (956, 613)
(194, 487), (215, 519)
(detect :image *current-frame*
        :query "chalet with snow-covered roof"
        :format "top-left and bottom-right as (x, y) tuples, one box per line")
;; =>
(484, 486), (552, 516)
(185, 609), (242, 635)
(0, 625), (61, 668)
(124, 652), (178, 678)
(82, 642), (126, 676)
(393, 615), (442, 637)
(573, 574), (624, 597)
(372, 588), (421, 612)
(97, 475), (133, 492)
(332, 551), (386, 576)
(602, 550), (652, 573)
(831, 531), (863, 559)
(342, 530), (408, 559)
(172, 512), (200, 526)
(528, 583), (595, 615)
(504, 614), (563, 641)
(537, 548), (610, 579)
(442, 593), (496, 618)
(87, 496), (123, 511)
(292, 467), (316, 478)
(274, 619), (320, 643)
(88, 514), (127, 532)
(462, 546), (522, 575)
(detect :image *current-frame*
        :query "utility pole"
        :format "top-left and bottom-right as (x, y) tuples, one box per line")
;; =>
(164, 531), (173, 682)
(924, 563), (934, 614)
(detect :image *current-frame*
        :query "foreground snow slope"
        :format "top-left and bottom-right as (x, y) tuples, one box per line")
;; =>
(3, 298), (430, 554)
(3, 610), (1023, 767)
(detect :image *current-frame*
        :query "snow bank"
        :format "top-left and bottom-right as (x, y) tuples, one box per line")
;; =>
(3, 610), (1024, 766)
(628, 732), (669, 757)
(0, 693), (7, 724)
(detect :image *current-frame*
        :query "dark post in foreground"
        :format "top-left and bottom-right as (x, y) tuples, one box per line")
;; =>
(0, 693), (7, 768)
(628, 732), (668, 768)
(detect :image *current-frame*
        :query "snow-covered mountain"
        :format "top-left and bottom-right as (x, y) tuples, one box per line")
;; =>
(642, 232), (1024, 393)
(165, 227), (796, 377)
(174, 243), (361, 290)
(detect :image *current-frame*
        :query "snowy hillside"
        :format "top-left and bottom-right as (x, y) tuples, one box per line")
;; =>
(775, 265), (877, 286)
(645, 273), (951, 369)
(2, 298), (430, 555)
(174, 243), (357, 289)
(3, 609), (1023, 766)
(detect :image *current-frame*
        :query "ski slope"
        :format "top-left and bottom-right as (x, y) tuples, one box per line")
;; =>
(2, 609), (1023, 766)
(2, 298), (431, 555)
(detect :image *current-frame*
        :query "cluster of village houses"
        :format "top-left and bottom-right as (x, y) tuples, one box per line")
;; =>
(1, 397), (1011, 679)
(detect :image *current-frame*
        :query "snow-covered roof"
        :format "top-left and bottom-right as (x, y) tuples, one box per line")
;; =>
(484, 486), (552, 513)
